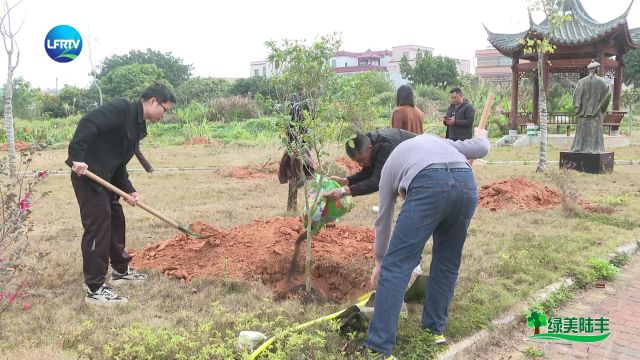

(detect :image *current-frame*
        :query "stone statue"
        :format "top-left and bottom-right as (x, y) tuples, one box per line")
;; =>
(570, 60), (611, 153)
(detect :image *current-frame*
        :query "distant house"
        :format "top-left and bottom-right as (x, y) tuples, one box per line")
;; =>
(474, 48), (513, 83)
(249, 60), (274, 78)
(250, 44), (471, 88)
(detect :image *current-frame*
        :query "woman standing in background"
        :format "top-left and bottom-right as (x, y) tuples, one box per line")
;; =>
(391, 85), (424, 134)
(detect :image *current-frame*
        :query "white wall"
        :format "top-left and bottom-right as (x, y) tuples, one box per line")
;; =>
(331, 56), (358, 68)
(388, 72), (409, 89)
(380, 55), (392, 67)
(391, 45), (433, 62)
(249, 61), (275, 77)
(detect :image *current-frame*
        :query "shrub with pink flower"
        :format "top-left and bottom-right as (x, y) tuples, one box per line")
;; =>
(1, 149), (49, 316)
(19, 193), (32, 211)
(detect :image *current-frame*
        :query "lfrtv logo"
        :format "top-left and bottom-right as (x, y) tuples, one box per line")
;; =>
(44, 25), (82, 63)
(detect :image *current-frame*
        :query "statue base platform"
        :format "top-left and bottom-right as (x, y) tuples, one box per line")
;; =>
(559, 152), (614, 174)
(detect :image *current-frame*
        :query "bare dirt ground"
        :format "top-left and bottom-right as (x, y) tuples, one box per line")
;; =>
(131, 217), (374, 302)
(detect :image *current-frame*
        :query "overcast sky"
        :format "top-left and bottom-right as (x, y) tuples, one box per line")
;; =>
(0, 0), (638, 90)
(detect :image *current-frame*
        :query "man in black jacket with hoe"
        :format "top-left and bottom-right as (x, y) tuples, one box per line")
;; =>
(66, 82), (176, 306)
(443, 87), (476, 141)
(326, 128), (416, 200)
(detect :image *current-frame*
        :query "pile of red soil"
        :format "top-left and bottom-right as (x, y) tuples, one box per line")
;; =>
(130, 217), (375, 302)
(478, 177), (561, 211)
(478, 177), (611, 213)
(0, 140), (29, 151)
(216, 161), (277, 180)
(335, 156), (361, 176)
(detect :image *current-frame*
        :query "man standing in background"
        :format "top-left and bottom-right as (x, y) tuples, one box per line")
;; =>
(443, 87), (475, 140)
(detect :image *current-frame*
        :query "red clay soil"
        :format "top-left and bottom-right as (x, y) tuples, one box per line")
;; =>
(478, 177), (561, 211)
(478, 177), (609, 213)
(0, 140), (29, 152)
(216, 161), (278, 180)
(184, 137), (223, 146)
(130, 217), (375, 302)
(335, 156), (361, 176)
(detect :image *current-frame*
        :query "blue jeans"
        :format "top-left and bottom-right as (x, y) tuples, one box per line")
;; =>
(364, 167), (478, 355)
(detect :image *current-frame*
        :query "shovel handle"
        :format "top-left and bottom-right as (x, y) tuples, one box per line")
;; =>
(83, 170), (180, 229)
(469, 93), (495, 167)
(478, 93), (494, 130)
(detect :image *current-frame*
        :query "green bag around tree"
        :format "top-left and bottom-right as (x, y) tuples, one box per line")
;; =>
(305, 175), (354, 234)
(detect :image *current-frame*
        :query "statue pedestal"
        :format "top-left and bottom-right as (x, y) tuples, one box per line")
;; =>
(559, 152), (614, 174)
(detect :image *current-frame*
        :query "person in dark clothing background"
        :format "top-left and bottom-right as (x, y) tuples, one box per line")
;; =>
(66, 82), (176, 306)
(326, 128), (415, 200)
(443, 87), (476, 141)
(278, 94), (315, 187)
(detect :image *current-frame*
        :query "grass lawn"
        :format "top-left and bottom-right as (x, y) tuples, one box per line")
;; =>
(1, 140), (639, 359)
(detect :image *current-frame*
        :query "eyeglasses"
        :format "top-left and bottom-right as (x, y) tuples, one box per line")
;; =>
(157, 101), (168, 113)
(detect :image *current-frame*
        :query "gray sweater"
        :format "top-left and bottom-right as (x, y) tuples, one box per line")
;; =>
(374, 134), (490, 263)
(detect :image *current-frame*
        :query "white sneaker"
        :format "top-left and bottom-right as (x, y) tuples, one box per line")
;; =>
(111, 266), (147, 285)
(85, 283), (128, 306)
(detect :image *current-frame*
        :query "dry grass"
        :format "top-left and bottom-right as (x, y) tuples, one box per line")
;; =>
(1, 142), (639, 359)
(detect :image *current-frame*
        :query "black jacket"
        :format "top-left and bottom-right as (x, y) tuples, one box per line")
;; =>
(347, 128), (416, 196)
(65, 99), (147, 193)
(445, 99), (476, 140)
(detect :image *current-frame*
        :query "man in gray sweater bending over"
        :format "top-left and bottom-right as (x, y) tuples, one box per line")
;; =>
(363, 128), (490, 358)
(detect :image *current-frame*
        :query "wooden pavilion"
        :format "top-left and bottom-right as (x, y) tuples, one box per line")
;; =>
(484, 0), (640, 134)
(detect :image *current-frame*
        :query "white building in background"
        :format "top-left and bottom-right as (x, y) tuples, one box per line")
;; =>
(454, 59), (471, 76)
(250, 44), (470, 89)
(249, 60), (275, 77)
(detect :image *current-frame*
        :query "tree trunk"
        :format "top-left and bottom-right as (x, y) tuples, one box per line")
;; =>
(629, 102), (633, 137)
(96, 82), (104, 106)
(4, 65), (17, 178)
(305, 224), (312, 293)
(536, 53), (548, 173)
(534, 326), (540, 335)
(287, 177), (298, 213)
(287, 155), (299, 213)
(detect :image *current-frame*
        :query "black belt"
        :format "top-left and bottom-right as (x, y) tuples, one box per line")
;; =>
(425, 162), (470, 170)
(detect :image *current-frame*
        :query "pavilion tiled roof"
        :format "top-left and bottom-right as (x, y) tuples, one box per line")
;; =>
(484, 0), (640, 56)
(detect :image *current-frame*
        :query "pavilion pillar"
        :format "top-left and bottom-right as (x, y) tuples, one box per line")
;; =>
(510, 58), (519, 130)
(613, 48), (624, 110)
(598, 47), (606, 77)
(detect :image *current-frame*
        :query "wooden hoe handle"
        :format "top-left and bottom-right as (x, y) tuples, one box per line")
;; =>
(83, 170), (180, 229)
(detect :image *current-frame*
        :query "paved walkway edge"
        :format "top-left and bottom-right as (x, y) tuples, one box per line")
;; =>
(474, 159), (640, 166)
(437, 241), (640, 360)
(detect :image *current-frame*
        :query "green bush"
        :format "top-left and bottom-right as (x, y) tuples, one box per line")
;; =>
(487, 114), (510, 138)
(175, 102), (209, 123)
(415, 84), (449, 101)
(176, 77), (229, 106)
(209, 96), (259, 122)
(374, 91), (395, 118)
(587, 258), (619, 281)
(1, 118), (79, 146)
(40, 94), (66, 119)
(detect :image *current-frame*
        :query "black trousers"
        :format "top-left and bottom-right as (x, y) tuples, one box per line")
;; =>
(71, 173), (131, 289)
